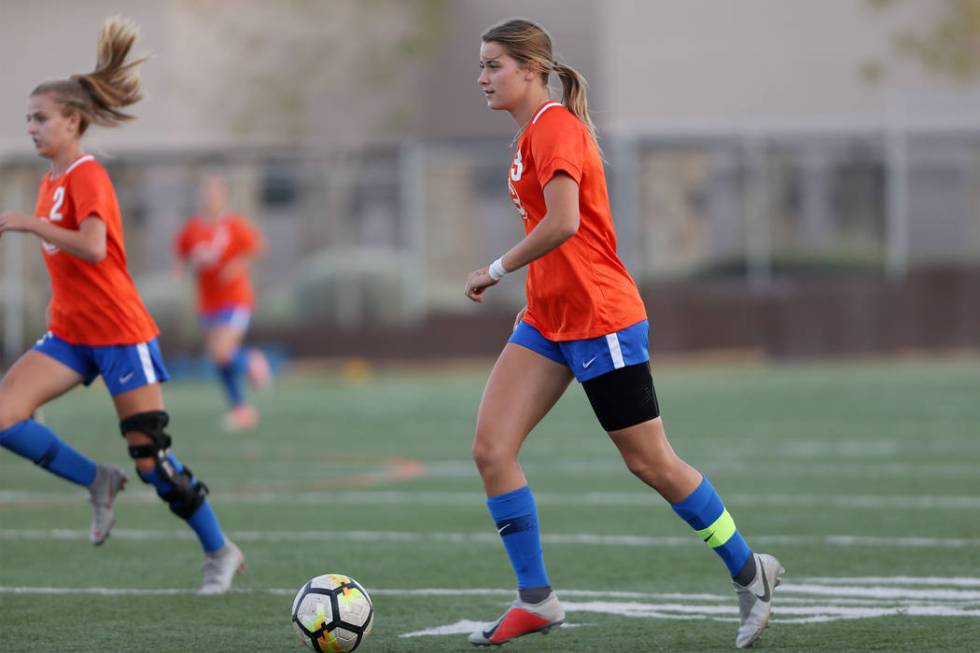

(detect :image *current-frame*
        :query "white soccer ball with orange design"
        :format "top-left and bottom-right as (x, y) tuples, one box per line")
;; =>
(291, 574), (374, 652)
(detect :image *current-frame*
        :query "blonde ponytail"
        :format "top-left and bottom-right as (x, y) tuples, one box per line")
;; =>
(552, 62), (597, 145)
(32, 17), (147, 135)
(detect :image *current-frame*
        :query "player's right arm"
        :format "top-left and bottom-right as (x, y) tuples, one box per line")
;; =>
(496, 172), (580, 272)
(0, 210), (106, 263)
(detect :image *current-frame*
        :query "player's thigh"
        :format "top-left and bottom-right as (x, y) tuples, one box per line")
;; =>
(0, 350), (83, 428)
(112, 382), (165, 421)
(205, 325), (244, 362)
(475, 343), (573, 455)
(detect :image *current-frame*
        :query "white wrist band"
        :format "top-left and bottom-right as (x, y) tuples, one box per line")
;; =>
(488, 257), (508, 281)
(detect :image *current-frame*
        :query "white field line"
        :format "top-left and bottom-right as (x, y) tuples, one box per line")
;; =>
(0, 587), (728, 600)
(399, 598), (980, 638)
(558, 600), (980, 626)
(4, 583), (977, 630)
(2, 489), (979, 510)
(6, 584), (978, 605)
(2, 528), (979, 549)
(119, 459), (970, 479)
(563, 600), (980, 619)
(400, 620), (487, 638)
(779, 583), (980, 602)
(799, 576), (980, 587)
(420, 459), (980, 480)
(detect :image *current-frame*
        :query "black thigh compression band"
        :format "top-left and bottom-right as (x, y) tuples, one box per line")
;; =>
(582, 363), (660, 432)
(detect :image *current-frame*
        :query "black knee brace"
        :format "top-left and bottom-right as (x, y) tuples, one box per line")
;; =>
(120, 410), (172, 459)
(120, 410), (209, 519)
(582, 363), (660, 432)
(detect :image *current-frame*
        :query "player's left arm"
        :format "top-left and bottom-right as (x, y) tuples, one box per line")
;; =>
(464, 173), (579, 302)
(0, 211), (106, 263)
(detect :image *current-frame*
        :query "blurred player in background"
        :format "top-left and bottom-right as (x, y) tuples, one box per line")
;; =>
(464, 18), (784, 648)
(0, 17), (244, 594)
(174, 175), (268, 431)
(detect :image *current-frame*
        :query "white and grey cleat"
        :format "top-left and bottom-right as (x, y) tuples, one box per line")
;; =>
(88, 464), (127, 546)
(197, 540), (245, 595)
(734, 553), (785, 648)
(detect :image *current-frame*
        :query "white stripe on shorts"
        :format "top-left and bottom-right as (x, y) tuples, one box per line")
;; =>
(229, 308), (250, 332)
(606, 333), (625, 369)
(136, 343), (157, 385)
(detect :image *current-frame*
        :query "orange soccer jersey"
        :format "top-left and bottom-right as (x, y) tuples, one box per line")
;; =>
(174, 214), (262, 313)
(508, 102), (647, 341)
(34, 155), (159, 346)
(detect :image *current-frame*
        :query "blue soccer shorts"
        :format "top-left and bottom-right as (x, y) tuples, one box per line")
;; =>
(508, 320), (650, 382)
(199, 305), (251, 332)
(33, 331), (170, 396)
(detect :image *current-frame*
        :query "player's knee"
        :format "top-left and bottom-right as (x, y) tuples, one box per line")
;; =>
(120, 410), (209, 518)
(471, 434), (515, 474)
(621, 450), (670, 486)
(621, 445), (686, 491)
(210, 345), (234, 366)
(621, 450), (651, 480)
(121, 411), (169, 472)
(0, 397), (32, 432)
(471, 438), (491, 471)
(207, 335), (236, 365)
(120, 410), (172, 459)
(130, 453), (156, 474)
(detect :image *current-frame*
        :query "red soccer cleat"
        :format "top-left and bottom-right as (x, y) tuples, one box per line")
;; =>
(469, 592), (565, 646)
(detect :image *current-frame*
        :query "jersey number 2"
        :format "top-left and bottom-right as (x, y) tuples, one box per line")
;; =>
(42, 186), (66, 254)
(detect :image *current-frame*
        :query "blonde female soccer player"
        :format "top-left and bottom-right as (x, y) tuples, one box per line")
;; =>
(175, 174), (268, 431)
(0, 17), (243, 594)
(464, 18), (784, 648)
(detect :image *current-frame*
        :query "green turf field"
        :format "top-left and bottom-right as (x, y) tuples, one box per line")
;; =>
(2, 358), (979, 652)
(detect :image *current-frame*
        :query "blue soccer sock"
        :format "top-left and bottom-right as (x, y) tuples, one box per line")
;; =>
(487, 485), (550, 590)
(139, 452), (226, 553)
(217, 347), (249, 408)
(672, 475), (753, 578)
(0, 419), (97, 487)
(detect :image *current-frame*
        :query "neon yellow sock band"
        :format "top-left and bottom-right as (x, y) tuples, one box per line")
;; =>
(696, 509), (737, 548)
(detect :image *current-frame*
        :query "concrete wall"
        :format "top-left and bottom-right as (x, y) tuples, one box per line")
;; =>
(596, 0), (965, 133)
(5, 0), (975, 157)
(0, 0), (172, 154)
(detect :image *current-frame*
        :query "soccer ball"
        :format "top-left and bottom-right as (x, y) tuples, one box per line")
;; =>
(291, 574), (374, 652)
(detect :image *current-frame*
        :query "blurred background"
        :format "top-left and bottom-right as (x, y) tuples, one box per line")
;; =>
(2, 0), (979, 366)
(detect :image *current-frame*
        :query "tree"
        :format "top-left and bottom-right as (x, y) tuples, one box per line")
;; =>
(866, 0), (980, 82)
(172, 0), (446, 146)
